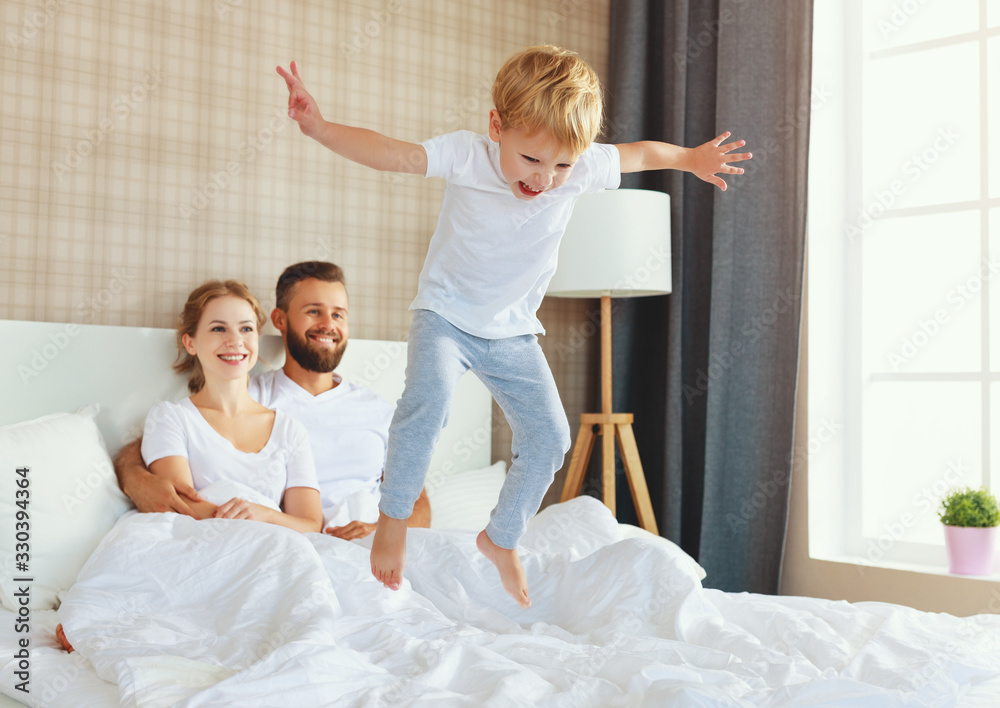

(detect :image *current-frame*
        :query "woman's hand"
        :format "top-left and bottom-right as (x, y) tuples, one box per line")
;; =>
(206, 490), (321, 533)
(213, 497), (269, 522)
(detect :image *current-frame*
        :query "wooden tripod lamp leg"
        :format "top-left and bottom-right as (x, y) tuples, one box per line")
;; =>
(601, 422), (616, 515)
(598, 295), (616, 515)
(560, 422), (597, 501)
(615, 423), (659, 534)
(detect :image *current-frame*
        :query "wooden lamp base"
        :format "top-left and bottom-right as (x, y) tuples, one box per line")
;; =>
(558, 296), (659, 535)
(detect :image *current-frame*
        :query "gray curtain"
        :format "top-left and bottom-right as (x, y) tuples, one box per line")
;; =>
(603, 0), (812, 593)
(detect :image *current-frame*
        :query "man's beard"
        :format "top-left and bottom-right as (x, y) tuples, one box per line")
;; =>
(287, 327), (347, 373)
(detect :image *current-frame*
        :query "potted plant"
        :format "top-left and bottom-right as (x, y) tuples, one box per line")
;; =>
(939, 487), (1000, 576)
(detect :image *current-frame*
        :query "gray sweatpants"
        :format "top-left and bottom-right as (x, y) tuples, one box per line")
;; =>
(379, 309), (571, 549)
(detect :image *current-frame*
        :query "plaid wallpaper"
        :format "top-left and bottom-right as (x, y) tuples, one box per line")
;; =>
(0, 0), (611, 504)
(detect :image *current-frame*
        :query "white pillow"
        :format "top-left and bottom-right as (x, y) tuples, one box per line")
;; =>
(618, 522), (708, 581)
(0, 406), (133, 611)
(427, 460), (507, 531)
(525, 496), (708, 583)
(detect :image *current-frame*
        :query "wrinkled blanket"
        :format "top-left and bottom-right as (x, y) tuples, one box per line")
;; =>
(57, 498), (1000, 707)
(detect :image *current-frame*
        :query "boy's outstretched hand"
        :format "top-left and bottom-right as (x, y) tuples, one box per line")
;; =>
(688, 131), (752, 191)
(617, 132), (752, 190)
(276, 61), (323, 138)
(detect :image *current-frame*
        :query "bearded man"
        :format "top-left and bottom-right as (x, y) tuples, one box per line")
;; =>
(115, 261), (431, 538)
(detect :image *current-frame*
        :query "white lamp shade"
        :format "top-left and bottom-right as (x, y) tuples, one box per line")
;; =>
(546, 189), (672, 298)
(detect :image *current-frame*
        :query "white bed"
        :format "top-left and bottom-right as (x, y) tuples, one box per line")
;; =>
(1, 319), (999, 707)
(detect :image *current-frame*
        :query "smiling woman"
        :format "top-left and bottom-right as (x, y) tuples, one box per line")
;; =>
(54, 279), (325, 656)
(138, 279), (324, 535)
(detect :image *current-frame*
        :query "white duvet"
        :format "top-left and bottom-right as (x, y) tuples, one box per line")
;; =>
(49, 497), (1000, 707)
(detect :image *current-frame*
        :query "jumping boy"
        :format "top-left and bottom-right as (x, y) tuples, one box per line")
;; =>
(277, 45), (751, 607)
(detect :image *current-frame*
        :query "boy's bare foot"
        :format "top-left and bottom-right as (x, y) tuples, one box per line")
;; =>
(476, 530), (531, 608)
(370, 512), (408, 590)
(55, 623), (74, 653)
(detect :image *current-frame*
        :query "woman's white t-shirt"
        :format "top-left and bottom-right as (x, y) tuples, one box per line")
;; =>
(141, 398), (319, 508)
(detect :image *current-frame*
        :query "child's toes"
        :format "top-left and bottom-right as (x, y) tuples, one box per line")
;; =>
(386, 570), (401, 591)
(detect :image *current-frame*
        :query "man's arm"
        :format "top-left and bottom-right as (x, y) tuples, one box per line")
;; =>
(616, 131), (752, 191)
(276, 61), (427, 175)
(114, 439), (202, 516)
(146, 456), (217, 519)
(324, 487), (431, 540)
(409, 488), (431, 529)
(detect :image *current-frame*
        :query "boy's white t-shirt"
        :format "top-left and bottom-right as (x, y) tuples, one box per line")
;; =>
(141, 398), (319, 508)
(248, 369), (393, 512)
(414, 130), (621, 339)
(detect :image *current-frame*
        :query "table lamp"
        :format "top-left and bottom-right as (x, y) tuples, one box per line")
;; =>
(546, 188), (672, 534)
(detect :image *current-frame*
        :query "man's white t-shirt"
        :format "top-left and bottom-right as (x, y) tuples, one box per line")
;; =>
(141, 398), (319, 508)
(248, 369), (393, 520)
(413, 130), (621, 338)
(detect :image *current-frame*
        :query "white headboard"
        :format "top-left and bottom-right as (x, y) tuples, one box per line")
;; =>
(0, 319), (492, 478)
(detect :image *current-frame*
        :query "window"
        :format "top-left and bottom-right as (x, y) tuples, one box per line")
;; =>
(808, 0), (999, 569)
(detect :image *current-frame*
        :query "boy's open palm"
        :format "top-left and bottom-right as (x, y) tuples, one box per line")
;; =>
(277, 61), (323, 138)
(690, 132), (752, 191)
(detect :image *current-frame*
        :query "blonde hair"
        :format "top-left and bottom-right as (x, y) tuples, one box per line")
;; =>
(173, 280), (266, 393)
(491, 45), (604, 158)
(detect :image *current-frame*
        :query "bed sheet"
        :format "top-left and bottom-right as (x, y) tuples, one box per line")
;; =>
(3, 497), (999, 707)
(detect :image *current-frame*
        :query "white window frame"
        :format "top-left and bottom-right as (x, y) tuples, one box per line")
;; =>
(807, 0), (998, 572)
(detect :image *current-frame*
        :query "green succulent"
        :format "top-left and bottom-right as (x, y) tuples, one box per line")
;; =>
(939, 487), (1000, 528)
